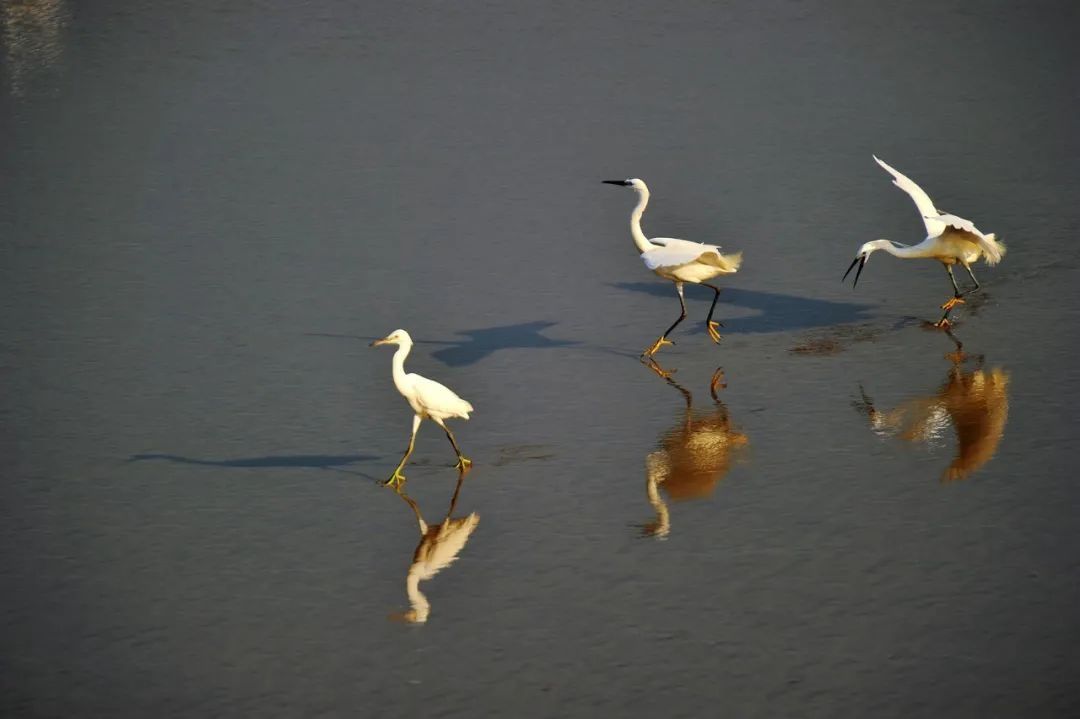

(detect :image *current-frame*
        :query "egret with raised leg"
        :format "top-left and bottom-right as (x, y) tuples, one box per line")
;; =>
(843, 156), (1005, 328)
(604, 178), (743, 356)
(371, 329), (474, 486)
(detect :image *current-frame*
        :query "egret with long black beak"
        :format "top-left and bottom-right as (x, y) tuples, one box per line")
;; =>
(371, 329), (474, 485)
(603, 178), (743, 356)
(844, 156), (1005, 328)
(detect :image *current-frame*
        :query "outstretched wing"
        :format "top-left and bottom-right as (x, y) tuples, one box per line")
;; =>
(643, 238), (737, 273)
(931, 212), (980, 236)
(874, 155), (946, 237)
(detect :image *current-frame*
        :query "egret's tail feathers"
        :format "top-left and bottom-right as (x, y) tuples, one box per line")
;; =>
(459, 400), (474, 419)
(703, 250), (742, 273)
(980, 233), (1005, 265)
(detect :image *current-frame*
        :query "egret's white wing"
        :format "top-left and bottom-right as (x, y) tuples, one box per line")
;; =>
(642, 244), (727, 272)
(929, 212), (1003, 263)
(409, 374), (473, 419)
(874, 155), (945, 236)
(930, 212), (981, 236)
(651, 237), (723, 252)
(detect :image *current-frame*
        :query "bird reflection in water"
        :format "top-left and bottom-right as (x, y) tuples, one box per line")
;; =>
(639, 359), (749, 538)
(854, 332), (1010, 482)
(389, 470), (479, 624)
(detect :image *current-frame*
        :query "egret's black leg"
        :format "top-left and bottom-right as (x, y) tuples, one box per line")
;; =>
(937, 265), (966, 328)
(946, 265), (962, 297)
(435, 418), (471, 471)
(644, 282), (686, 357)
(962, 263), (981, 292)
(703, 283), (724, 343)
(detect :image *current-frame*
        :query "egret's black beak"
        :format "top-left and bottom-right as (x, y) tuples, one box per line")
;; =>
(370, 338), (390, 347)
(602, 180), (630, 186)
(842, 256), (867, 288)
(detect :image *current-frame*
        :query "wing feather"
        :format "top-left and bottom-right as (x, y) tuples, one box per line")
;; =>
(874, 155), (946, 236)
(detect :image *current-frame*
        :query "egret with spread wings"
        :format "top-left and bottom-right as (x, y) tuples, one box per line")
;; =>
(603, 178), (743, 356)
(844, 156), (1006, 328)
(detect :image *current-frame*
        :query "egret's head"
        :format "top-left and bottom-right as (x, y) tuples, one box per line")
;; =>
(842, 240), (891, 288)
(370, 328), (412, 347)
(602, 178), (647, 192)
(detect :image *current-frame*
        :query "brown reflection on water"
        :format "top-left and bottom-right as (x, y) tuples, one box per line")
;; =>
(640, 361), (749, 538)
(389, 471), (479, 624)
(2, 0), (67, 97)
(855, 351), (1010, 482)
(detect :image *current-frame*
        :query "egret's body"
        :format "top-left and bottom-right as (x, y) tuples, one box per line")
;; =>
(604, 178), (742, 356)
(371, 329), (473, 485)
(844, 156), (1006, 327)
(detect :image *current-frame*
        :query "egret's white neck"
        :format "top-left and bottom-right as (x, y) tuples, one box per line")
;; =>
(391, 341), (412, 394)
(629, 186), (655, 254)
(868, 239), (934, 259)
(405, 569), (430, 623)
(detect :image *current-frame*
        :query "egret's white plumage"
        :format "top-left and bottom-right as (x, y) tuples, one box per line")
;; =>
(844, 156), (1006, 327)
(371, 329), (473, 485)
(604, 178), (742, 355)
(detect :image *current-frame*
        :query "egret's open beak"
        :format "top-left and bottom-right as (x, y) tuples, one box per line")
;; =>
(843, 255), (867, 288)
(370, 337), (390, 347)
(602, 180), (629, 186)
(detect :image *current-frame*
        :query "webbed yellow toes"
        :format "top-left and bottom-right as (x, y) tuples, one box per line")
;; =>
(940, 297), (965, 311)
(642, 336), (674, 357)
(383, 469), (407, 487)
(707, 320), (723, 344)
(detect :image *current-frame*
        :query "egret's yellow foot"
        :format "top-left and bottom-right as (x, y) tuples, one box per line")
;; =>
(933, 318), (953, 330)
(455, 456), (472, 472)
(707, 320), (723, 344)
(383, 469), (407, 487)
(940, 296), (965, 311)
(642, 336), (674, 357)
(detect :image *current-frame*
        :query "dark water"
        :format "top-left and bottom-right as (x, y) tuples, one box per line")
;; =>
(3, 1), (1079, 716)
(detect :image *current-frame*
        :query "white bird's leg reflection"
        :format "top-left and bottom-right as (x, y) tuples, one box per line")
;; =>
(390, 470), (479, 624)
(639, 362), (748, 539)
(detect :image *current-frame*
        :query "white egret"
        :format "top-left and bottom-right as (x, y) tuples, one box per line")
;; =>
(370, 329), (474, 485)
(603, 178), (743, 356)
(844, 156), (1006, 328)
(391, 471), (479, 624)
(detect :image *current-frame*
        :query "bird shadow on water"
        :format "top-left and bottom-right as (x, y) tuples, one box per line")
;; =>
(611, 283), (875, 334)
(127, 453), (380, 478)
(307, 320), (580, 367)
(430, 321), (581, 367)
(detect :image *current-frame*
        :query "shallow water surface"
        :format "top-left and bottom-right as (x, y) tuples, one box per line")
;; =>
(3, 1), (1079, 717)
